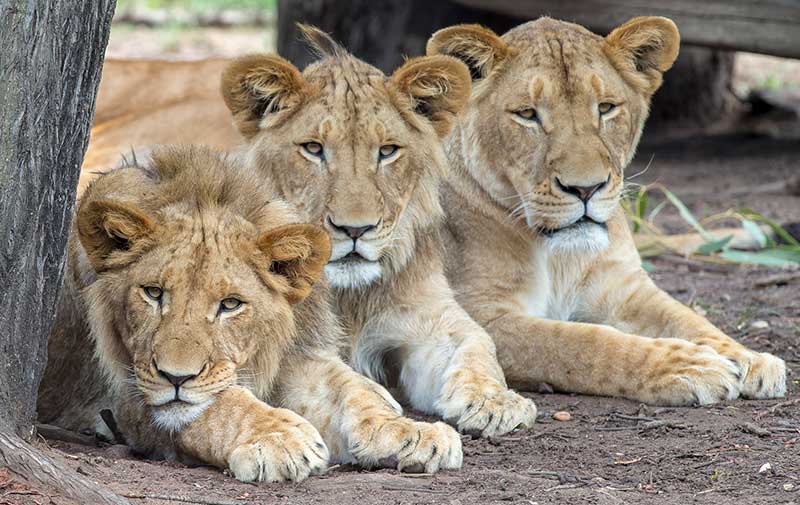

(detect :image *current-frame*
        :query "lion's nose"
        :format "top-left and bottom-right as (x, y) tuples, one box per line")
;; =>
(155, 363), (200, 388)
(556, 178), (607, 203)
(327, 217), (377, 239)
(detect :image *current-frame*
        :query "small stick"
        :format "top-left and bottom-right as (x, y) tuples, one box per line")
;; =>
(121, 493), (243, 505)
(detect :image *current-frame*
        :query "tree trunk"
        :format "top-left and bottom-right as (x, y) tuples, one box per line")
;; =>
(277, 0), (518, 72)
(0, 1), (126, 503)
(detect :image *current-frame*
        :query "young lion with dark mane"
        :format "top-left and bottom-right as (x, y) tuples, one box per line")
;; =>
(426, 17), (787, 405)
(38, 146), (462, 482)
(221, 26), (538, 437)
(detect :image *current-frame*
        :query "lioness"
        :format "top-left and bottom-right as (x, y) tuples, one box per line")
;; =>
(426, 17), (787, 404)
(221, 27), (538, 437)
(38, 146), (462, 482)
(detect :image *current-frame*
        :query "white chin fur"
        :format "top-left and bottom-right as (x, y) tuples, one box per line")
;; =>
(544, 222), (610, 253)
(325, 261), (383, 289)
(150, 399), (213, 432)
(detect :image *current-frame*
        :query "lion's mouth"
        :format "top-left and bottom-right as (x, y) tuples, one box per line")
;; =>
(540, 216), (606, 237)
(331, 251), (376, 264)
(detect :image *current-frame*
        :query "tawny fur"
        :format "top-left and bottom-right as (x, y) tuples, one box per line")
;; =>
(38, 146), (462, 482)
(220, 27), (538, 437)
(426, 17), (787, 405)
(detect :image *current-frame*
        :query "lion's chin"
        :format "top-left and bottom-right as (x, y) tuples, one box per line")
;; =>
(325, 259), (383, 290)
(150, 399), (213, 432)
(540, 219), (610, 253)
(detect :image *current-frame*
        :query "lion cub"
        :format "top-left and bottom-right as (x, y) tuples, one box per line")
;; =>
(38, 146), (461, 482)
(221, 27), (538, 437)
(426, 17), (787, 404)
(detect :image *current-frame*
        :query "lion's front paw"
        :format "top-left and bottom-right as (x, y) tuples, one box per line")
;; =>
(640, 341), (741, 406)
(736, 351), (787, 399)
(228, 411), (329, 483)
(451, 389), (538, 438)
(350, 418), (462, 474)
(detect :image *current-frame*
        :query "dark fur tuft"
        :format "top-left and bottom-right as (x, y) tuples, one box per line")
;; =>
(297, 23), (347, 60)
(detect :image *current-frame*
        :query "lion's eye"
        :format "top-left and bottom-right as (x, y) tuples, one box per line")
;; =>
(219, 298), (243, 313)
(514, 108), (538, 122)
(301, 142), (324, 159)
(378, 145), (399, 161)
(143, 286), (163, 302)
(598, 102), (616, 115)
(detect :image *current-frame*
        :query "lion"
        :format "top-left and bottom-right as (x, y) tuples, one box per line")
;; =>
(423, 16), (787, 405)
(37, 145), (462, 482)
(219, 26), (538, 437)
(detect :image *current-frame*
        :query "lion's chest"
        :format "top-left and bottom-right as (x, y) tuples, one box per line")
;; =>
(514, 246), (583, 322)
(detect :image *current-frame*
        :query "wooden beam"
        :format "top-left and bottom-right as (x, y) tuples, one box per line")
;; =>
(451, 0), (800, 58)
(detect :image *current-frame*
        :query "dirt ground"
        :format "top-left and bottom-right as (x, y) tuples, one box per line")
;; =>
(3, 24), (800, 505)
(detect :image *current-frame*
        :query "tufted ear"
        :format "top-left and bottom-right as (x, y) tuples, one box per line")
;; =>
(257, 224), (331, 304)
(220, 54), (310, 138)
(605, 16), (680, 95)
(390, 55), (471, 138)
(426, 24), (511, 82)
(77, 199), (156, 272)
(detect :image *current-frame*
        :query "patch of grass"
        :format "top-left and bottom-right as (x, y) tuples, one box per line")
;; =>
(624, 184), (800, 267)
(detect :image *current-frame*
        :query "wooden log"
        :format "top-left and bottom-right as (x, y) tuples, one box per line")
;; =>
(451, 0), (800, 58)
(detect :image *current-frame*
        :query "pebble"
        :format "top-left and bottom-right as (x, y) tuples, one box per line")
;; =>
(785, 483), (796, 492)
(750, 320), (770, 330)
(759, 462), (772, 474)
(553, 411), (572, 422)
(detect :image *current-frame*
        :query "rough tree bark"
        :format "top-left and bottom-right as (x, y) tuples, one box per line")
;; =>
(0, 1), (127, 503)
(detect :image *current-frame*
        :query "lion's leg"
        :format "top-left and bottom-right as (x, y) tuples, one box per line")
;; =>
(374, 293), (537, 438)
(175, 386), (328, 483)
(277, 353), (462, 473)
(488, 314), (741, 406)
(590, 266), (787, 399)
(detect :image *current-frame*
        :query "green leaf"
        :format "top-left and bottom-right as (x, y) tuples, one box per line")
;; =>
(662, 188), (711, 241)
(641, 260), (656, 272)
(740, 207), (800, 247)
(648, 201), (667, 222)
(741, 219), (768, 248)
(696, 235), (733, 255)
(720, 248), (800, 266)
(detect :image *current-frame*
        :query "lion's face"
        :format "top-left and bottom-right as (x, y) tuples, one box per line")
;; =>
(428, 17), (679, 251)
(76, 149), (330, 430)
(222, 27), (470, 289)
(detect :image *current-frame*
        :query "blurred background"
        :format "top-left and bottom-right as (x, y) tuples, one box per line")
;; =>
(109, 0), (800, 134)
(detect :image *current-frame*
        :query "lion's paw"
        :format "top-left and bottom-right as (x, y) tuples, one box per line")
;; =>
(642, 341), (741, 406)
(449, 389), (538, 438)
(736, 351), (787, 399)
(350, 418), (462, 473)
(228, 412), (329, 483)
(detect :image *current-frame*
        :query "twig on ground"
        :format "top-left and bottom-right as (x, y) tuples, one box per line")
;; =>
(121, 493), (243, 505)
(34, 424), (99, 447)
(754, 272), (800, 287)
(380, 485), (448, 494)
(740, 422), (771, 437)
(770, 399), (800, 413)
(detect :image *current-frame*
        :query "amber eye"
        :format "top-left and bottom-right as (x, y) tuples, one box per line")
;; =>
(378, 145), (399, 160)
(143, 286), (163, 302)
(514, 108), (538, 123)
(598, 102), (616, 115)
(301, 142), (324, 159)
(219, 298), (244, 313)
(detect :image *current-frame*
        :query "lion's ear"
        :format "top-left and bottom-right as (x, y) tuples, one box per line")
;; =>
(220, 54), (309, 138)
(390, 55), (471, 138)
(257, 224), (331, 304)
(77, 200), (156, 272)
(605, 16), (680, 94)
(426, 24), (510, 82)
